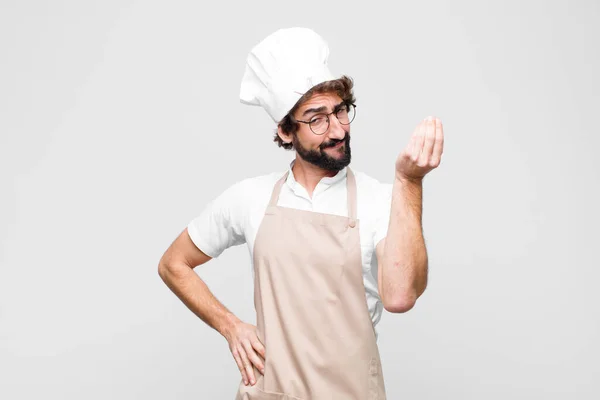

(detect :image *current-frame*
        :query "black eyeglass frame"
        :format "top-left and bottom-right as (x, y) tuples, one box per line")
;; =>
(292, 102), (357, 135)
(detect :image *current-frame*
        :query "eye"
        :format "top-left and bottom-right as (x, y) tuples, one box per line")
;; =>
(310, 116), (324, 124)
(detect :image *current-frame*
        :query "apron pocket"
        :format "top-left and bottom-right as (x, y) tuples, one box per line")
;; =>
(236, 374), (306, 400)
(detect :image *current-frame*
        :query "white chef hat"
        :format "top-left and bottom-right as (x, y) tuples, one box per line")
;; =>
(239, 27), (336, 123)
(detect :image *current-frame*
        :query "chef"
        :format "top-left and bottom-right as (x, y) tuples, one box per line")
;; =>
(158, 27), (444, 399)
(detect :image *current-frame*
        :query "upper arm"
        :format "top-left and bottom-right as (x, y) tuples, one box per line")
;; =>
(186, 180), (248, 259)
(160, 179), (248, 271)
(160, 227), (213, 269)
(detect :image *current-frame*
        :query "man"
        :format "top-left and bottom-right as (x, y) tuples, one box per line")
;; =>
(158, 27), (443, 399)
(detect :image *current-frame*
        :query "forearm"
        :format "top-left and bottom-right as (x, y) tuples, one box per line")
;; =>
(158, 261), (240, 338)
(381, 176), (428, 311)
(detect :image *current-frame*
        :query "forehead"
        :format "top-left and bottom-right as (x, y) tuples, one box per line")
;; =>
(297, 92), (343, 113)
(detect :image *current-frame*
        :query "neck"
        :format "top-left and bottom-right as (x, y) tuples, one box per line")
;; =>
(291, 156), (340, 197)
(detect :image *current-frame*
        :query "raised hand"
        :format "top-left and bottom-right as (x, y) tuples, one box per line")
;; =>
(395, 116), (444, 182)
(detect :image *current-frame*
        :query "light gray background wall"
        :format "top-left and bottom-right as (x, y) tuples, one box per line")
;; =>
(1, 1), (598, 399)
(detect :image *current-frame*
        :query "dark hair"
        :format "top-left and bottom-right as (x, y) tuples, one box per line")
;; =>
(274, 75), (356, 150)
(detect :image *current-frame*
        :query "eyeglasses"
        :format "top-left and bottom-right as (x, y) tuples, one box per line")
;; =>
(293, 103), (357, 135)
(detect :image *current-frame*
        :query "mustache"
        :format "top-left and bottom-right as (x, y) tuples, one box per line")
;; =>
(321, 133), (350, 149)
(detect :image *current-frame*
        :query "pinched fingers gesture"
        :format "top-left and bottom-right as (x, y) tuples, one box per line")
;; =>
(395, 116), (444, 182)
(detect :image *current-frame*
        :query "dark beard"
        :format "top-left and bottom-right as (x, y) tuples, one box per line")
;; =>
(292, 132), (352, 172)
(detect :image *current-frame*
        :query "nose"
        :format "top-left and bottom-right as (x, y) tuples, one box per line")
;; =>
(326, 114), (346, 140)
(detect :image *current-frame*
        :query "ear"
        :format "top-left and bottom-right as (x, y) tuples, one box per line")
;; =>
(277, 125), (293, 144)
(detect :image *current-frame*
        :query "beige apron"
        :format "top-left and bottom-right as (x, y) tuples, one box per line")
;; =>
(235, 168), (386, 400)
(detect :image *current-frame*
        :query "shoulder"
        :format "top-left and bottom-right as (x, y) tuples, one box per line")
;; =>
(217, 170), (287, 202)
(352, 169), (393, 200)
(239, 170), (287, 192)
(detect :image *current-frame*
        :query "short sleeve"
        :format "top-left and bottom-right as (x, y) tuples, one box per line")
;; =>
(187, 180), (247, 258)
(372, 183), (393, 247)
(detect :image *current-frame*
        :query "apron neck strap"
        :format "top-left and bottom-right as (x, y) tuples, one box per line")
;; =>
(269, 171), (289, 207)
(346, 168), (358, 226)
(269, 167), (358, 225)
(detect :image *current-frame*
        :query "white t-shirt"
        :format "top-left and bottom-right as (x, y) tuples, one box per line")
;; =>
(187, 160), (393, 338)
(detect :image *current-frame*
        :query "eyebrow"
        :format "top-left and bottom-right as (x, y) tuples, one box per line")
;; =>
(301, 101), (346, 117)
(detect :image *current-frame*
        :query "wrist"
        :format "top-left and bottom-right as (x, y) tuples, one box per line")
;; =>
(395, 173), (423, 186)
(218, 312), (241, 340)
